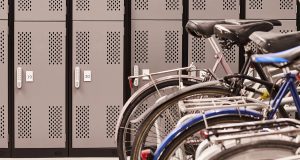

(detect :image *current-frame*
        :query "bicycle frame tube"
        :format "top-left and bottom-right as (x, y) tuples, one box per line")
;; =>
(153, 108), (262, 160)
(268, 74), (300, 118)
(208, 37), (233, 75)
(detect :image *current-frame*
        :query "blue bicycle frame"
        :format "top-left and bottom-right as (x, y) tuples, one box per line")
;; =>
(153, 73), (300, 160)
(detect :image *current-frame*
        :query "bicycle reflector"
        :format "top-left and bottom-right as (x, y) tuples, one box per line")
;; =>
(141, 149), (154, 160)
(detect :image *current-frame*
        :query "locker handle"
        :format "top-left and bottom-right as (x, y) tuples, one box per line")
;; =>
(17, 67), (22, 89)
(75, 67), (80, 89)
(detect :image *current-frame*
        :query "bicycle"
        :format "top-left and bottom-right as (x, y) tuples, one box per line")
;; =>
(129, 22), (300, 160)
(115, 19), (280, 159)
(152, 32), (300, 160)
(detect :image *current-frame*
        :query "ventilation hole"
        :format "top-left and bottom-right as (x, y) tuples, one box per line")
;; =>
(280, 0), (293, 10)
(75, 32), (90, 65)
(0, 30), (5, 64)
(223, 0), (237, 10)
(17, 32), (32, 65)
(134, 30), (149, 64)
(134, 0), (149, 10)
(106, 105), (120, 139)
(192, 37), (205, 63)
(76, 0), (90, 11)
(279, 29), (294, 34)
(249, 0), (263, 9)
(49, 32), (63, 65)
(75, 106), (90, 139)
(17, 106), (32, 139)
(49, 0), (63, 11)
(106, 31), (121, 65)
(17, 0), (32, 11)
(162, 106), (180, 134)
(165, 30), (179, 64)
(48, 106), (63, 139)
(246, 41), (258, 54)
(165, 0), (179, 10)
(192, 0), (206, 10)
(223, 47), (236, 63)
(107, 0), (121, 11)
(0, 105), (5, 139)
(0, 0), (4, 10)
(131, 103), (148, 134)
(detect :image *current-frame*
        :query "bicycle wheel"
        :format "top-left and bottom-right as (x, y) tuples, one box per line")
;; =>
(130, 86), (232, 160)
(155, 115), (259, 160)
(117, 77), (199, 160)
(210, 140), (300, 160)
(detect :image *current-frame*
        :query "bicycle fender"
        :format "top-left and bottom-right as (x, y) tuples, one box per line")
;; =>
(153, 108), (262, 160)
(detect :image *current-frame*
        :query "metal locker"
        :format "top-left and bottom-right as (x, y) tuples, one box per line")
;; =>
(73, 0), (124, 21)
(189, 0), (240, 19)
(0, 20), (8, 149)
(246, 0), (297, 19)
(0, 0), (8, 19)
(273, 20), (297, 33)
(132, 0), (182, 20)
(188, 35), (239, 77)
(15, 0), (66, 21)
(14, 22), (66, 148)
(72, 21), (123, 148)
(131, 20), (183, 87)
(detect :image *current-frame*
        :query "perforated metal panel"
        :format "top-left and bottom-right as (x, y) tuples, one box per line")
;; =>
(15, 0), (66, 21)
(131, 20), (183, 87)
(14, 22), (66, 148)
(188, 35), (239, 77)
(132, 0), (182, 20)
(72, 21), (123, 148)
(246, 0), (297, 19)
(0, 0), (8, 19)
(73, 0), (124, 21)
(273, 20), (297, 33)
(0, 20), (8, 148)
(106, 105), (120, 139)
(189, 0), (240, 19)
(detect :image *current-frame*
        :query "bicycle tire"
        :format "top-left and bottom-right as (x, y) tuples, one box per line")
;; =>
(117, 78), (198, 160)
(156, 115), (259, 160)
(130, 86), (232, 160)
(210, 140), (300, 160)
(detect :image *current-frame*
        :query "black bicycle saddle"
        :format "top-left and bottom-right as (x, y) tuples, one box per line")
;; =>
(250, 31), (300, 53)
(214, 21), (274, 45)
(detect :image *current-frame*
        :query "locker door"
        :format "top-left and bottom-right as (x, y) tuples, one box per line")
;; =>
(131, 20), (183, 88)
(15, 0), (66, 21)
(72, 21), (123, 148)
(189, 0), (240, 19)
(14, 22), (66, 148)
(246, 0), (296, 19)
(0, 20), (8, 149)
(132, 0), (182, 19)
(73, 0), (124, 21)
(0, 0), (8, 19)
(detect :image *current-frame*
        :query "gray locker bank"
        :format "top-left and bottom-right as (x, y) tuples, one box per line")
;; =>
(0, 0), (298, 158)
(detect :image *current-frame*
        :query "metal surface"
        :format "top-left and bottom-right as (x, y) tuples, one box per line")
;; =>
(15, 0), (66, 21)
(0, 0), (8, 19)
(131, 20), (183, 88)
(72, 21), (123, 148)
(73, 0), (124, 21)
(246, 0), (297, 19)
(14, 22), (66, 148)
(132, 0), (182, 20)
(188, 35), (239, 77)
(0, 20), (8, 148)
(189, 0), (240, 19)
